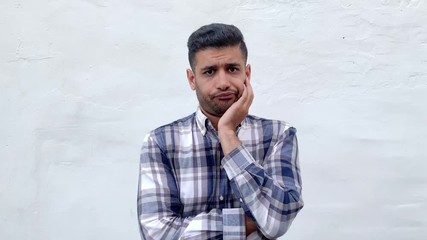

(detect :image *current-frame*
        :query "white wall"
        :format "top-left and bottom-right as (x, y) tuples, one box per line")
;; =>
(1, 1), (426, 239)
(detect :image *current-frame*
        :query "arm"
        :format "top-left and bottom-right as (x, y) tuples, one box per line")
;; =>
(222, 127), (303, 239)
(218, 79), (303, 238)
(137, 134), (246, 240)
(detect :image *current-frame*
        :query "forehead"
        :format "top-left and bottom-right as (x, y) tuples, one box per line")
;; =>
(193, 46), (245, 68)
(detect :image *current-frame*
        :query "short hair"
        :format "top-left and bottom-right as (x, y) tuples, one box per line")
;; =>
(187, 23), (248, 69)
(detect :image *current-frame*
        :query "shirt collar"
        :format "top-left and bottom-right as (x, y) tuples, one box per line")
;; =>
(195, 107), (247, 136)
(195, 107), (209, 136)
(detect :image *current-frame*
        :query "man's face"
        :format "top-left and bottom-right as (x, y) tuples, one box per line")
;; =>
(187, 45), (251, 117)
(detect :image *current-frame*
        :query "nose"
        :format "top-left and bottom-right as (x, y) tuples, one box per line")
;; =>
(216, 70), (230, 90)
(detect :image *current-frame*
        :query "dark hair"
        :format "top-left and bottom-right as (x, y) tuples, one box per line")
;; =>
(187, 23), (248, 69)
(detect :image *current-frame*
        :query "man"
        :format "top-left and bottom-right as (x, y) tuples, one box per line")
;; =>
(138, 23), (303, 239)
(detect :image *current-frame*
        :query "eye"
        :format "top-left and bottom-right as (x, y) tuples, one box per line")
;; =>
(228, 66), (239, 73)
(203, 69), (215, 76)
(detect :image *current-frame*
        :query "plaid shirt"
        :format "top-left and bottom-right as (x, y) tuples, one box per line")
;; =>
(138, 108), (303, 239)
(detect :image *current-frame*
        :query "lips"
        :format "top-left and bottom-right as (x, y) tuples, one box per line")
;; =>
(214, 91), (236, 100)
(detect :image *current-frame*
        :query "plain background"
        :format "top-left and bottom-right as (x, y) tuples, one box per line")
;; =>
(1, 1), (426, 239)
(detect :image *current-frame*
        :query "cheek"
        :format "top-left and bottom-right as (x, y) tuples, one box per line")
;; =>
(195, 82), (212, 96)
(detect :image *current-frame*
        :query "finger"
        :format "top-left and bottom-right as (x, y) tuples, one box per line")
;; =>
(237, 83), (248, 104)
(247, 81), (254, 105)
(245, 76), (251, 85)
(243, 81), (254, 108)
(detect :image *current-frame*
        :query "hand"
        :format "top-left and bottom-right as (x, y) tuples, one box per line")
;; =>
(217, 79), (254, 155)
(245, 215), (258, 237)
(218, 78), (254, 133)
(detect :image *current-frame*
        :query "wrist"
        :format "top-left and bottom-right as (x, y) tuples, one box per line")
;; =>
(218, 127), (236, 138)
(218, 128), (241, 155)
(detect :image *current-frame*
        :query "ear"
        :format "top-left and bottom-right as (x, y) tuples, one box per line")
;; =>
(186, 68), (196, 90)
(245, 64), (251, 83)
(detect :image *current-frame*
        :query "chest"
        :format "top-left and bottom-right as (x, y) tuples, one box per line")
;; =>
(165, 128), (271, 216)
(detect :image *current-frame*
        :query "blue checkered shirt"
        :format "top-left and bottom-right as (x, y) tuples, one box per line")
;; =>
(138, 108), (303, 239)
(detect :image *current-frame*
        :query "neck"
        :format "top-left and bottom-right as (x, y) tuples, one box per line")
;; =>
(199, 107), (221, 131)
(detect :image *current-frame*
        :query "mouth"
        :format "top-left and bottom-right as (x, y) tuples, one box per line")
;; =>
(214, 92), (236, 101)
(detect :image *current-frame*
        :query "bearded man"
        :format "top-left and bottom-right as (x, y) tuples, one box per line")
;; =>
(137, 23), (303, 240)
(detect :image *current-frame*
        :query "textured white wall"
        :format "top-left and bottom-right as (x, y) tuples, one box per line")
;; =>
(1, 1), (426, 239)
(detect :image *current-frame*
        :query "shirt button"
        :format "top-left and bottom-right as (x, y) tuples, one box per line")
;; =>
(219, 196), (224, 201)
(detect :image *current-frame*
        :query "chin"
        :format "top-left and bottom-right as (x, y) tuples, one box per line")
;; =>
(215, 106), (232, 115)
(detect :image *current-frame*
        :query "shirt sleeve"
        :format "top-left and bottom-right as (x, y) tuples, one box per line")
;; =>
(137, 133), (246, 240)
(221, 125), (304, 239)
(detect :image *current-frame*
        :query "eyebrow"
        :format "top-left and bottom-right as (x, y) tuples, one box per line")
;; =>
(226, 63), (241, 68)
(200, 63), (242, 71)
(201, 65), (217, 72)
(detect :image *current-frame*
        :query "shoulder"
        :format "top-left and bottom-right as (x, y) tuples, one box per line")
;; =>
(144, 112), (196, 144)
(245, 114), (296, 135)
(152, 113), (195, 134)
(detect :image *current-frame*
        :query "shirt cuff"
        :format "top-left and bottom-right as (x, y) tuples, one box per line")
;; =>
(222, 208), (245, 240)
(222, 144), (254, 179)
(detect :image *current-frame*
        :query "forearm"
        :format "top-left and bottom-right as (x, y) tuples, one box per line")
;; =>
(221, 129), (303, 239)
(138, 165), (238, 239)
(218, 129), (241, 155)
(228, 157), (303, 238)
(138, 207), (246, 240)
(138, 208), (221, 239)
